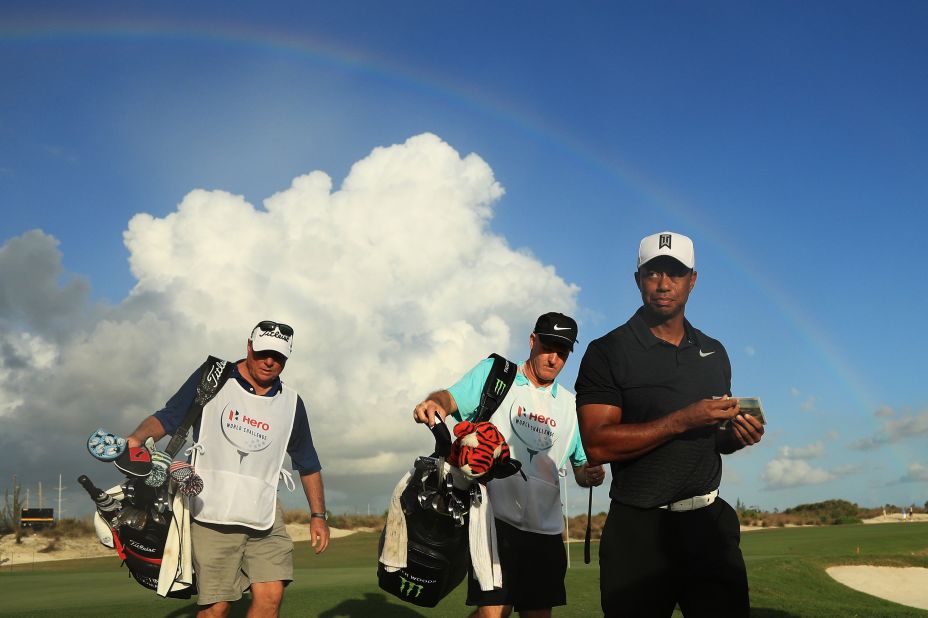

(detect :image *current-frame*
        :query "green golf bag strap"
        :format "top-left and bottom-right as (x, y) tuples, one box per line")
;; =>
(164, 356), (233, 458)
(473, 353), (517, 423)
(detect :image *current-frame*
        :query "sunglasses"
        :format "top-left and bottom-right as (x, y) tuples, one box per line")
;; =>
(254, 320), (294, 337)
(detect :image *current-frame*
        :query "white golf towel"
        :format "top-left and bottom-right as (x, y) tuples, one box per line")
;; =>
(379, 470), (412, 571)
(157, 487), (194, 597)
(469, 483), (501, 591)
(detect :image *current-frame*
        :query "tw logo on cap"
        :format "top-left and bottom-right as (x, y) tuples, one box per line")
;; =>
(659, 234), (672, 249)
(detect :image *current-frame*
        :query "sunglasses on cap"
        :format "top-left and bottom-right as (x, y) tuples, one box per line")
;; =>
(254, 320), (294, 337)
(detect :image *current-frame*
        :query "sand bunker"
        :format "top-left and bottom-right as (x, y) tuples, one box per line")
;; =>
(826, 565), (928, 611)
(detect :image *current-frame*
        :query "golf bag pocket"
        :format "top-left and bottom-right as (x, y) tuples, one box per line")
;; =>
(113, 521), (195, 600)
(378, 535), (468, 607)
(377, 479), (469, 608)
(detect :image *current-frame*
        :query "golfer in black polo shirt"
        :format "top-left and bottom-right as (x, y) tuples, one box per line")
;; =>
(575, 231), (764, 617)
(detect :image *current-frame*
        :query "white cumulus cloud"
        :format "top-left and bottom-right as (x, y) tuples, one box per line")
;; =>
(762, 438), (857, 489)
(0, 133), (580, 513)
(761, 459), (835, 489)
(900, 463), (928, 483)
(778, 441), (825, 460)
(874, 405), (894, 418)
(850, 410), (928, 451)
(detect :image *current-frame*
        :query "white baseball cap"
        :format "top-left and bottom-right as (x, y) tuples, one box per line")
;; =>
(249, 321), (294, 359)
(637, 231), (695, 270)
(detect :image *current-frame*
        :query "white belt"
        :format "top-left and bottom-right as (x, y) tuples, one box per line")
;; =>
(659, 489), (718, 512)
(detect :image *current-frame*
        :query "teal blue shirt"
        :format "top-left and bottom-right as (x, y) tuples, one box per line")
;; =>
(448, 358), (587, 467)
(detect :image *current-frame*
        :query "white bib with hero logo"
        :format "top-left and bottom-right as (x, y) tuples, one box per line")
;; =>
(189, 379), (297, 530)
(483, 369), (579, 535)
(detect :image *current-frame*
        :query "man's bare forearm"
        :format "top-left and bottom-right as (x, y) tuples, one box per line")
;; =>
(579, 407), (681, 463)
(301, 471), (326, 514)
(413, 390), (458, 426)
(127, 415), (167, 447)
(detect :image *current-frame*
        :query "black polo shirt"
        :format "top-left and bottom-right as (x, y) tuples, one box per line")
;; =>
(575, 307), (732, 508)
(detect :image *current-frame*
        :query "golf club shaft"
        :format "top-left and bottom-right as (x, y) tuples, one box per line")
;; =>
(584, 486), (593, 564)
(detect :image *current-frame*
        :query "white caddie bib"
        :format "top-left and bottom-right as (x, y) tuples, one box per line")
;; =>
(484, 371), (579, 534)
(189, 379), (297, 529)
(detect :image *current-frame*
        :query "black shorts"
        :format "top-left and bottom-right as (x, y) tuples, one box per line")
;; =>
(599, 497), (749, 618)
(466, 518), (567, 611)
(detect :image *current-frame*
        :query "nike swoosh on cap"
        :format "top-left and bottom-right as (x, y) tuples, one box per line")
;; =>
(553, 325), (571, 331)
(699, 350), (716, 357)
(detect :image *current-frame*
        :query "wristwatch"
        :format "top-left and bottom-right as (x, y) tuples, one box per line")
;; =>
(310, 511), (328, 521)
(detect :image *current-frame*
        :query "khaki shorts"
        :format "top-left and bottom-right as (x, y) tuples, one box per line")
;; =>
(191, 501), (293, 605)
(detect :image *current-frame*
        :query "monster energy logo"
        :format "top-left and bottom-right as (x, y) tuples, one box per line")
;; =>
(494, 378), (506, 395)
(398, 576), (424, 597)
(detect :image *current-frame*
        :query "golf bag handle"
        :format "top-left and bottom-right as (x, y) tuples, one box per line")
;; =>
(429, 421), (453, 458)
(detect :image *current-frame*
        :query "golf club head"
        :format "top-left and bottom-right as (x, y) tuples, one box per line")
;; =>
(417, 490), (436, 509)
(117, 505), (149, 530)
(149, 509), (167, 526)
(414, 456), (438, 473)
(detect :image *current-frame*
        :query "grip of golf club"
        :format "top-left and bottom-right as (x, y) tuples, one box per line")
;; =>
(77, 474), (121, 517)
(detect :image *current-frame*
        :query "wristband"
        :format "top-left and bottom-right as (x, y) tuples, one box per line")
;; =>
(311, 512), (328, 520)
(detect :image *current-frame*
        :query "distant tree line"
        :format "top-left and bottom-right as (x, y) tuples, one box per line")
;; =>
(734, 498), (926, 528)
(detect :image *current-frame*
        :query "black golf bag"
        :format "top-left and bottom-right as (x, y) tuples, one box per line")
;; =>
(79, 356), (232, 599)
(378, 354), (519, 607)
(377, 423), (473, 607)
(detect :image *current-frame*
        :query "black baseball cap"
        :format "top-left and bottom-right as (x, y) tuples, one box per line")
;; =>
(533, 312), (578, 351)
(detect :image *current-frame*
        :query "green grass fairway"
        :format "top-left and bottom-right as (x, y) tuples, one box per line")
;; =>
(1, 524), (926, 617)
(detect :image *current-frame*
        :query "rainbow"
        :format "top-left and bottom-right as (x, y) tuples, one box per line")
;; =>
(1, 16), (877, 413)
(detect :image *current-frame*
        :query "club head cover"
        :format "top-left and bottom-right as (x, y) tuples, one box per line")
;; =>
(179, 473), (204, 496)
(447, 421), (512, 481)
(168, 460), (194, 482)
(114, 446), (153, 477)
(93, 512), (115, 548)
(87, 428), (127, 462)
(144, 450), (172, 487)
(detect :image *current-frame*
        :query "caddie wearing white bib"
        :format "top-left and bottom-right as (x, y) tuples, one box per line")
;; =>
(413, 313), (606, 618)
(128, 320), (329, 618)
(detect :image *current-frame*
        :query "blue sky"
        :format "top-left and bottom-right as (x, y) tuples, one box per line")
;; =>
(1, 2), (926, 518)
